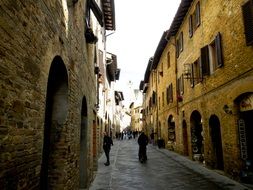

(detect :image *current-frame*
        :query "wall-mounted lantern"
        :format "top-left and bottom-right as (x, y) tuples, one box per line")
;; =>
(223, 105), (232, 114)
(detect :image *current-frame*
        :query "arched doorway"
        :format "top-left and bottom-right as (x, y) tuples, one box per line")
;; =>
(168, 115), (175, 142)
(236, 93), (253, 165)
(40, 56), (68, 189)
(190, 110), (204, 162)
(209, 115), (224, 170)
(182, 120), (189, 156)
(80, 96), (88, 188)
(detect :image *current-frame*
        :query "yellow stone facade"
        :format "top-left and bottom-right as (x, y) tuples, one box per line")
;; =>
(142, 0), (253, 181)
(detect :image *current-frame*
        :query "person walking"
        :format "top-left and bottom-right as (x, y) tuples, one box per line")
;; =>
(103, 131), (113, 166)
(137, 132), (149, 163)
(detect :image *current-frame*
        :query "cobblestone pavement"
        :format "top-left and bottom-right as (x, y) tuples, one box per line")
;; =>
(88, 139), (252, 190)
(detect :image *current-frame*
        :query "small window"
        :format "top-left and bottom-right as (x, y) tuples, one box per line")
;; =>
(209, 32), (223, 73)
(189, 1), (201, 38)
(189, 15), (193, 38)
(201, 45), (210, 76)
(167, 52), (171, 68)
(180, 32), (184, 52)
(166, 84), (173, 104)
(190, 64), (194, 88)
(177, 75), (184, 95)
(166, 87), (169, 104)
(242, 0), (253, 45)
(159, 97), (161, 110)
(176, 32), (184, 57)
(176, 39), (180, 58)
(195, 2), (201, 27)
(193, 58), (202, 84)
(162, 92), (164, 107)
(168, 83), (173, 103)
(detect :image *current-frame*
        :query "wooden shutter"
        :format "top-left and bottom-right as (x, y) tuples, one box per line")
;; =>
(180, 32), (184, 52)
(198, 58), (203, 82)
(170, 84), (173, 102)
(190, 64), (194, 88)
(176, 40), (180, 58)
(180, 75), (184, 95)
(201, 46), (210, 76)
(242, 0), (253, 46)
(166, 87), (169, 104)
(215, 32), (223, 67)
(189, 15), (193, 38)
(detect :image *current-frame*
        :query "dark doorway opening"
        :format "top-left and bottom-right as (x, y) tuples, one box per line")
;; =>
(209, 115), (224, 170)
(40, 56), (68, 189)
(80, 96), (88, 188)
(190, 110), (204, 162)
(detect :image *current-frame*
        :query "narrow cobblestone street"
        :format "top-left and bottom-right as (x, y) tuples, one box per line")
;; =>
(89, 139), (251, 190)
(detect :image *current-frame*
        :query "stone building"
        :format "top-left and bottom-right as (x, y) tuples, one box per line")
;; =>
(140, 0), (253, 182)
(129, 103), (143, 132)
(0, 0), (117, 189)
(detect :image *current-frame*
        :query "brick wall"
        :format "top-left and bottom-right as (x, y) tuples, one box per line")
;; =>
(0, 0), (97, 189)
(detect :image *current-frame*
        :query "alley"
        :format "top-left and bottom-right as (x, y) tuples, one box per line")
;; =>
(89, 139), (250, 190)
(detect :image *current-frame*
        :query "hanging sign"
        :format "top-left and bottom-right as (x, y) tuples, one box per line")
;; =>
(238, 119), (248, 160)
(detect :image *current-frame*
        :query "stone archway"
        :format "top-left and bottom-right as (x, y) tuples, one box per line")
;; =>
(235, 93), (253, 164)
(209, 115), (224, 170)
(190, 110), (204, 162)
(40, 56), (68, 189)
(80, 96), (88, 188)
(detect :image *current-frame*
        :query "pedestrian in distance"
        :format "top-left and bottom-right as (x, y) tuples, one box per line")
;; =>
(137, 131), (149, 163)
(150, 131), (155, 145)
(103, 131), (113, 166)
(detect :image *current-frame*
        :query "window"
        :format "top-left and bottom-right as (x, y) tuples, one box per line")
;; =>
(195, 2), (201, 27)
(193, 58), (202, 84)
(159, 97), (161, 110)
(242, 0), (253, 45)
(176, 39), (180, 58)
(189, 1), (201, 38)
(166, 87), (169, 104)
(167, 52), (171, 68)
(162, 92), (164, 107)
(189, 15), (193, 38)
(176, 32), (184, 57)
(190, 64), (194, 88)
(179, 32), (184, 52)
(201, 33), (223, 75)
(177, 75), (184, 95)
(201, 45), (210, 76)
(167, 84), (173, 103)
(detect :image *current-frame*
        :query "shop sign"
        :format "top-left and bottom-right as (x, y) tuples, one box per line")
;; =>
(238, 119), (248, 160)
(240, 94), (253, 112)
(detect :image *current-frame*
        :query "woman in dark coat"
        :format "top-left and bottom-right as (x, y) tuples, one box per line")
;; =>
(103, 131), (113, 166)
(138, 132), (149, 162)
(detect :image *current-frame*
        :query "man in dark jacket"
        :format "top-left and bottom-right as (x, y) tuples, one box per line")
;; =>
(103, 131), (113, 166)
(138, 132), (149, 162)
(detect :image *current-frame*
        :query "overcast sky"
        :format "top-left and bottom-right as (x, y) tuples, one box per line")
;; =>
(106, 0), (181, 105)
